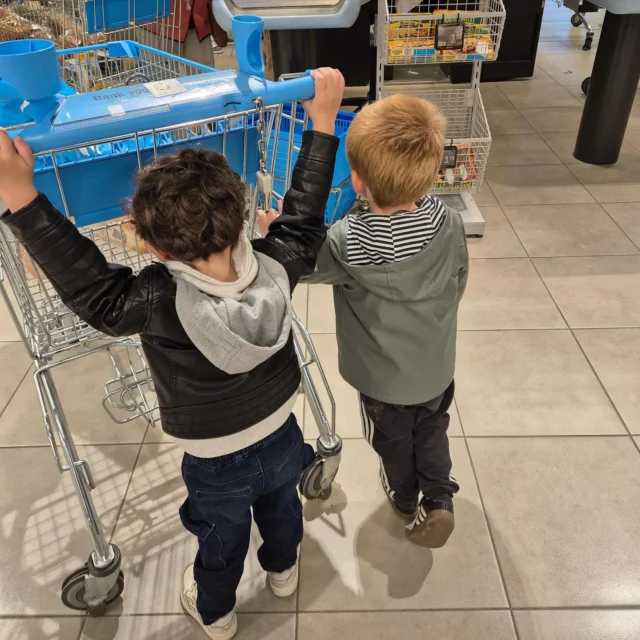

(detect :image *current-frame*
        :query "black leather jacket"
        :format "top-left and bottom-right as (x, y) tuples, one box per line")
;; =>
(3, 130), (338, 440)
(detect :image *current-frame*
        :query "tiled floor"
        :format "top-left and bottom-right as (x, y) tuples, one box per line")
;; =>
(2, 3), (640, 639)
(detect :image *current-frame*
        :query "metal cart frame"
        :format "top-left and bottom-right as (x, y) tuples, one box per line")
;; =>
(0, 42), (341, 615)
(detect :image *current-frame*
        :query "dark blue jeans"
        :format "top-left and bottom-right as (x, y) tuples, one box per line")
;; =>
(179, 414), (314, 624)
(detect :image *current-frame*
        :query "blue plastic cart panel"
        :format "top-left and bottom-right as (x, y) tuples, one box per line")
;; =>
(85, 0), (171, 34)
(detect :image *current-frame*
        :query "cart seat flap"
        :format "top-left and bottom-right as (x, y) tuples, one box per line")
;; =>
(52, 70), (246, 129)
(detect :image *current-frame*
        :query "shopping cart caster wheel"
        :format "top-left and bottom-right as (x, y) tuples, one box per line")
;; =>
(61, 567), (124, 614)
(571, 13), (582, 27)
(300, 457), (331, 501)
(581, 77), (590, 95)
(583, 36), (593, 51)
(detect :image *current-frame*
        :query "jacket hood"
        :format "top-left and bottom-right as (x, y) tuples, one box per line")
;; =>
(167, 238), (292, 375)
(332, 208), (457, 303)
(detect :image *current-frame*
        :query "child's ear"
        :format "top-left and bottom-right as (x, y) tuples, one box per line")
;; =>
(351, 169), (366, 198)
(145, 241), (171, 262)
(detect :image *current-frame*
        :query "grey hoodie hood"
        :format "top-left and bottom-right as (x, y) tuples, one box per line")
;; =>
(166, 236), (292, 376)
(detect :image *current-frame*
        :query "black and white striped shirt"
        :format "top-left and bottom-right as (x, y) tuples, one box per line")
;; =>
(346, 195), (447, 266)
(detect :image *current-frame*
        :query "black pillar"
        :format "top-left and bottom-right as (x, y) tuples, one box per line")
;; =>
(574, 11), (640, 165)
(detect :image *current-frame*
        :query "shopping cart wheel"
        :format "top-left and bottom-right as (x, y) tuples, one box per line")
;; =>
(581, 77), (590, 95)
(300, 456), (332, 501)
(571, 13), (582, 27)
(61, 568), (124, 615)
(583, 36), (593, 51)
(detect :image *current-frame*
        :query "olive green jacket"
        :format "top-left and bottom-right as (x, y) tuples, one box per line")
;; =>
(305, 206), (469, 405)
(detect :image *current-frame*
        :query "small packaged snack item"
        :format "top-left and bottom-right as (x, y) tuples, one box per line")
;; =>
(95, 217), (148, 254)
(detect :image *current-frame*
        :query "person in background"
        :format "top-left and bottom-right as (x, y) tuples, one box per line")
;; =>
(139, 0), (229, 67)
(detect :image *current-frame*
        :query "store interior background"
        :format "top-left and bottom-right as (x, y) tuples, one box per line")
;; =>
(1, 1), (640, 639)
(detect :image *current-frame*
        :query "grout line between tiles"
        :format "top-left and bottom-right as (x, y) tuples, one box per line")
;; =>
(600, 206), (640, 253)
(107, 428), (149, 543)
(527, 260), (636, 440)
(77, 614), (87, 640)
(0, 364), (32, 422)
(461, 433), (521, 640)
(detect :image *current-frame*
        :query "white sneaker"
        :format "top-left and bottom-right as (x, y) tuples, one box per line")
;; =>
(268, 561), (299, 598)
(180, 564), (238, 640)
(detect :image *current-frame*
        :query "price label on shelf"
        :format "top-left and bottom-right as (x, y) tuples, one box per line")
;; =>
(441, 145), (459, 170)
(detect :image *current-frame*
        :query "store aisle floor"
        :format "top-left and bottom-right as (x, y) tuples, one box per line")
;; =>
(1, 3), (640, 639)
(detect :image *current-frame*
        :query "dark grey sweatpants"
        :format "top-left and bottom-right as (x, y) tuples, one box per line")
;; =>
(359, 381), (459, 504)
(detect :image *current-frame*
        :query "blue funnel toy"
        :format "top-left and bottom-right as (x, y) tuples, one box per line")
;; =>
(0, 39), (61, 127)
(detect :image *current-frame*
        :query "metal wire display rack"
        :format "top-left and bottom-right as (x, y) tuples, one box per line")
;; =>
(375, 0), (506, 235)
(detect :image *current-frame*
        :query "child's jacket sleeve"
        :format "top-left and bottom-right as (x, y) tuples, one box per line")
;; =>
(1, 194), (154, 337)
(302, 234), (344, 285)
(251, 130), (339, 292)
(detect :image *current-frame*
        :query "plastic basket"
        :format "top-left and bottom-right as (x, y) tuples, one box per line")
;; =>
(269, 107), (356, 225)
(382, 87), (491, 194)
(383, 0), (506, 66)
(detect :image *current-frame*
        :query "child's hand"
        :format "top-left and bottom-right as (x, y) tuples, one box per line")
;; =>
(0, 129), (38, 212)
(256, 199), (283, 236)
(302, 68), (345, 136)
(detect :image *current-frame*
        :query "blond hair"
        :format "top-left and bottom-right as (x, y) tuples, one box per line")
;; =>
(346, 94), (446, 209)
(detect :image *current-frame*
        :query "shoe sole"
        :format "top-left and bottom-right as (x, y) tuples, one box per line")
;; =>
(385, 493), (418, 521)
(269, 573), (299, 598)
(180, 579), (237, 639)
(408, 509), (455, 549)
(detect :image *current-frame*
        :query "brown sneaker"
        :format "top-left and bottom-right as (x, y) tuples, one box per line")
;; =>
(407, 496), (455, 549)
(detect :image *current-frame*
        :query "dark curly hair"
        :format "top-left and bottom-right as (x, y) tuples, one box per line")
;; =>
(128, 148), (245, 262)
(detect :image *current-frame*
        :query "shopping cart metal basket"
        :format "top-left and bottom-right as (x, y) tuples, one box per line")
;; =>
(0, 15), (342, 615)
(0, 0), (181, 52)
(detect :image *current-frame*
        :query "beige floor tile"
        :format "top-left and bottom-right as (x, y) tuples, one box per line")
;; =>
(515, 610), (640, 640)
(459, 259), (566, 330)
(449, 400), (463, 437)
(486, 109), (535, 135)
(536, 40), (575, 55)
(0, 342), (31, 415)
(495, 67), (561, 89)
(575, 329), (640, 434)
(83, 613), (295, 640)
(298, 611), (516, 640)
(541, 132), (640, 164)
(536, 52), (595, 72)
(478, 86), (513, 110)
(498, 84), (582, 109)
(485, 165), (595, 207)
(306, 285), (335, 333)
(534, 256), (640, 328)
(473, 182), (499, 207)
(0, 618), (84, 640)
(520, 107), (585, 134)
(467, 208), (526, 259)
(298, 439), (507, 611)
(503, 203), (639, 257)
(0, 444), (137, 615)
(0, 287), (22, 342)
(469, 436), (640, 606)
(603, 203), (640, 248)
(0, 347), (150, 446)
(302, 333), (359, 440)
(292, 283), (308, 326)
(487, 134), (562, 167)
(112, 444), (295, 615)
(545, 62), (595, 87)
(567, 162), (640, 204)
(627, 130), (640, 150)
(456, 330), (623, 436)
(625, 105), (640, 131)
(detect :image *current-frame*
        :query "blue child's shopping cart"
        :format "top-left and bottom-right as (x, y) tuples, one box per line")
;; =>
(0, 15), (346, 616)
